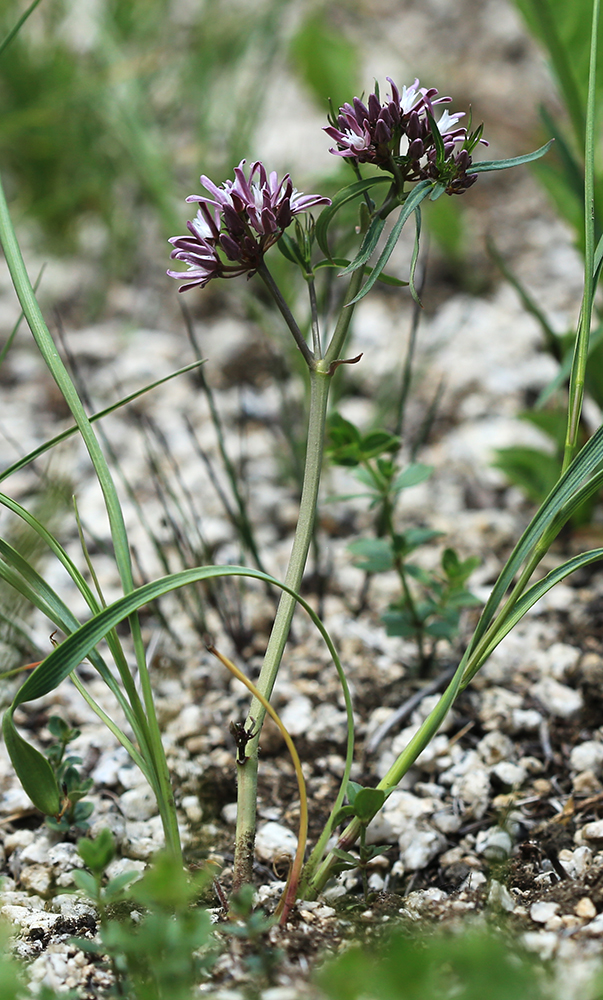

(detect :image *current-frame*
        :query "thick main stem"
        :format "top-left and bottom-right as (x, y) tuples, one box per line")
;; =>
(233, 366), (330, 888)
(233, 266), (365, 890)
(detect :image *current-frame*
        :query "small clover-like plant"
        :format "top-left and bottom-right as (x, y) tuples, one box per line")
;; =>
(223, 884), (283, 982)
(73, 833), (217, 999)
(44, 715), (94, 834)
(327, 413), (480, 669)
(330, 782), (390, 902)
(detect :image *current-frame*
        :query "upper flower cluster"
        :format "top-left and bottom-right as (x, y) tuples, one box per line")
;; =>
(324, 77), (487, 195)
(168, 160), (331, 292)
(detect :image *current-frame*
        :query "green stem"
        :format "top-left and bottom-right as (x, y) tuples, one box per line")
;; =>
(233, 365), (330, 888)
(233, 267), (364, 889)
(257, 260), (314, 366)
(562, 0), (599, 472)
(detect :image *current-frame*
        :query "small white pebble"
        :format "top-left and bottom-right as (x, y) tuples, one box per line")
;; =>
(530, 901), (559, 924)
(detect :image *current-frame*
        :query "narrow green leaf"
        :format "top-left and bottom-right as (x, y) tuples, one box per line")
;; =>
(332, 848), (358, 865)
(408, 207), (422, 305)
(338, 215), (386, 275)
(347, 181), (435, 305)
(71, 871), (100, 898)
(462, 546), (603, 686)
(331, 806), (356, 827)
(0, 359), (206, 486)
(469, 419), (603, 651)
(315, 177), (390, 258)
(277, 231), (308, 269)
(468, 140), (554, 173)
(0, 0), (44, 59)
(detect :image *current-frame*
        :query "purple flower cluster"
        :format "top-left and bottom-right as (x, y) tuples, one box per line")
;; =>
(324, 77), (486, 195)
(168, 160), (331, 292)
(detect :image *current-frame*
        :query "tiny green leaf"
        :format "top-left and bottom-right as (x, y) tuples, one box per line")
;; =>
(391, 463), (433, 491)
(353, 787), (386, 823)
(346, 780), (363, 805)
(332, 848), (359, 865)
(71, 870), (99, 898)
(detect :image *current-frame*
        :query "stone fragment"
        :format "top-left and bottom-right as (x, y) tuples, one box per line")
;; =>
(570, 741), (603, 775)
(477, 731), (514, 765)
(557, 846), (592, 878)
(533, 677), (583, 718)
(255, 822), (297, 862)
(491, 760), (527, 788)
(575, 897), (597, 919)
(580, 820), (603, 842)
(279, 696), (313, 737)
(19, 864), (52, 896)
(222, 802), (238, 825)
(478, 687), (522, 731)
(535, 642), (581, 680)
(365, 790), (435, 844)
(431, 809), (463, 834)
(488, 881), (515, 911)
(476, 826), (513, 862)
(509, 708), (543, 733)
(119, 784), (157, 821)
(398, 827), (446, 871)
(20, 835), (52, 866)
(181, 795), (203, 824)
(573, 770), (601, 795)
(530, 901), (559, 923)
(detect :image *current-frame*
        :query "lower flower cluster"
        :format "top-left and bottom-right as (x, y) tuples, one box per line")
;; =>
(168, 160), (330, 292)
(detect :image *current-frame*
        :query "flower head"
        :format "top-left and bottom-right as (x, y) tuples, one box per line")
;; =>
(325, 77), (487, 195)
(168, 160), (331, 291)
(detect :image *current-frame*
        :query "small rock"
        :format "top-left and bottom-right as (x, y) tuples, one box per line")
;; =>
(19, 864), (52, 897)
(222, 802), (238, 825)
(366, 790), (434, 844)
(573, 770), (602, 795)
(488, 881), (515, 911)
(570, 741), (603, 775)
(255, 822), (297, 862)
(491, 760), (527, 788)
(562, 846), (592, 877)
(530, 901), (559, 924)
(181, 795), (203, 824)
(119, 784), (158, 821)
(477, 731), (514, 765)
(476, 826), (513, 862)
(167, 704), (204, 740)
(535, 642), (581, 680)
(432, 809), (463, 834)
(279, 696), (313, 737)
(533, 677), (583, 718)
(105, 858), (146, 882)
(580, 820), (603, 842)
(20, 836), (52, 866)
(580, 652), (603, 684)
(575, 897), (597, 919)
(398, 827), (446, 871)
(478, 687), (522, 731)
(510, 708), (543, 733)
(460, 870), (487, 891)
(4, 830), (35, 856)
